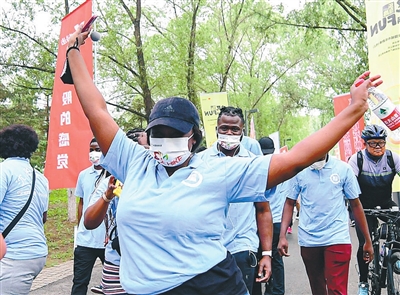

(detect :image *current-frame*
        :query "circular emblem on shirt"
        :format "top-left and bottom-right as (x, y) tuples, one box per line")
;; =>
(330, 173), (340, 184)
(182, 171), (203, 187)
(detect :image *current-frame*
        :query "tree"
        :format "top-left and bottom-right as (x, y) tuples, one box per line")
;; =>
(1, 0), (371, 157)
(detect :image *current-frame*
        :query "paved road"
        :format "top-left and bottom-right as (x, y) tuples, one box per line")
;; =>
(30, 219), (384, 294)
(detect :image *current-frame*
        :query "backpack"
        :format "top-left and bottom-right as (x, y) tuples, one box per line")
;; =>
(357, 150), (395, 177)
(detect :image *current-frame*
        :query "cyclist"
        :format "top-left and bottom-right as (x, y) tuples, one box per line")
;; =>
(348, 124), (400, 295)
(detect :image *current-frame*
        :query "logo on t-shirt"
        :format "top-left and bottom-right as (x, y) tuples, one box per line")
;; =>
(330, 173), (340, 184)
(182, 171), (203, 187)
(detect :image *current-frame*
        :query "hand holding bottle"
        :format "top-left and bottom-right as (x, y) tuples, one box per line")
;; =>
(355, 76), (400, 132)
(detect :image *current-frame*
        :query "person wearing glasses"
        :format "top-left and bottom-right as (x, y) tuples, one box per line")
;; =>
(347, 124), (400, 295)
(65, 24), (382, 295)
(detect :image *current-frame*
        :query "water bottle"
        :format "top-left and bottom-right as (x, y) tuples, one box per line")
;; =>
(367, 87), (400, 132)
(355, 79), (400, 141)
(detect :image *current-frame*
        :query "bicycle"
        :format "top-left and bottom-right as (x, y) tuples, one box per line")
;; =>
(364, 207), (400, 295)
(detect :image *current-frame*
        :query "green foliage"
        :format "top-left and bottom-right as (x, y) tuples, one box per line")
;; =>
(1, 0), (371, 156)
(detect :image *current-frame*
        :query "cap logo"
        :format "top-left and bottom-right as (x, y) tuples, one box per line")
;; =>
(163, 105), (175, 114)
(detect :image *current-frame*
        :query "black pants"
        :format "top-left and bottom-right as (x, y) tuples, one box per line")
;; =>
(71, 245), (105, 295)
(128, 252), (248, 295)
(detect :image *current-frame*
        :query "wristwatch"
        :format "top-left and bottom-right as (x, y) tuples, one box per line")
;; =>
(262, 250), (272, 257)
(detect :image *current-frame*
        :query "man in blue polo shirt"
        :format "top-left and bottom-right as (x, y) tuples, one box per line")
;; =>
(199, 106), (273, 294)
(71, 138), (106, 295)
(278, 154), (372, 295)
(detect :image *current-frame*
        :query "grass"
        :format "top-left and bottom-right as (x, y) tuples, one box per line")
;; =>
(44, 189), (76, 267)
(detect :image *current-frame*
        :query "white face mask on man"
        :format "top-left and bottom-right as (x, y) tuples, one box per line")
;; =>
(89, 151), (102, 165)
(149, 134), (193, 167)
(217, 133), (242, 150)
(310, 157), (327, 170)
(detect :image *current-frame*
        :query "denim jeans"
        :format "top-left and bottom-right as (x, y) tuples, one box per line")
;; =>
(232, 250), (258, 294)
(71, 245), (105, 295)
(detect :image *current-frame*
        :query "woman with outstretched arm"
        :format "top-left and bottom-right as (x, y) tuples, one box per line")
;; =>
(64, 25), (381, 295)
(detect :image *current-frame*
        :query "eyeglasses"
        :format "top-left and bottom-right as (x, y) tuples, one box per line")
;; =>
(366, 141), (386, 148)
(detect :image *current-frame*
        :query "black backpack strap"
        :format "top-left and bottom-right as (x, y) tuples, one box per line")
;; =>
(2, 169), (36, 239)
(386, 150), (395, 173)
(357, 150), (363, 177)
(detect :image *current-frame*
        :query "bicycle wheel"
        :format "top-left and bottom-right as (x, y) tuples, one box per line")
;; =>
(389, 252), (400, 295)
(369, 249), (382, 295)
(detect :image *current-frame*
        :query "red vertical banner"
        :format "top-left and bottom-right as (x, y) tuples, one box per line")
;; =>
(44, 0), (94, 190)
(333, 93), (365, 162)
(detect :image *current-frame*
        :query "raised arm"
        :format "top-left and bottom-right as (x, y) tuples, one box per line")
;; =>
(84, 176), (117, 230)
(267, 72), (382, 189)
(66, 26), (119, 154)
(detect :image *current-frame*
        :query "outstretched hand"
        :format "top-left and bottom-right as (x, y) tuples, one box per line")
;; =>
(349, 71), (383, 110)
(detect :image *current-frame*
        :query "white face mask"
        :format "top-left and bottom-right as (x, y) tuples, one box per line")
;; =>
(310, 159), (326, 170)
(89, 151), (102, 165)
(217, 133), (242, 150)
(149, 134), (193, 167)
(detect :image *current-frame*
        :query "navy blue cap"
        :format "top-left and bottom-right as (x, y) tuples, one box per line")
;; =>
(258, 137), (275, 155)
(146, 97), (200, 134)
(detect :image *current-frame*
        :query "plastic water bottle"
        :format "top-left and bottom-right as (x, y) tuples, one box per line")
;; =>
(367, 87), (400, 131)
(355, 79), (400, 141)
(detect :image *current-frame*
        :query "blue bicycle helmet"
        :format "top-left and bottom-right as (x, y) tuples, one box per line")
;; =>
(361, 124), (387, 140)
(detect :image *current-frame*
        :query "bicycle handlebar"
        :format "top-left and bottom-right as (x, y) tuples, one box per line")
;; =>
(364, 207), (400, 223)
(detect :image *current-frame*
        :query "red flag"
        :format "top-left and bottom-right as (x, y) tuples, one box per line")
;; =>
(44, 0), (94, 189)
(333, 93), (365, 162)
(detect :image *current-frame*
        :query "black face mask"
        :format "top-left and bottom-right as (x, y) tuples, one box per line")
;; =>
(60, 58), (74, 84)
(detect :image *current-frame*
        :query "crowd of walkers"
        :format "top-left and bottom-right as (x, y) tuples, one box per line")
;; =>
(1, 21), (400, 295)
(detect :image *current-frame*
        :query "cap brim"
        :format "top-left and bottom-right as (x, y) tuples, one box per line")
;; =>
(261, 148), (275, 155)
(145, 117), (193, 134)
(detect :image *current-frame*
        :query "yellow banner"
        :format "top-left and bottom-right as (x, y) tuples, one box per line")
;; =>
(366, 0), (400, 191)
(199, 92), (228, 147)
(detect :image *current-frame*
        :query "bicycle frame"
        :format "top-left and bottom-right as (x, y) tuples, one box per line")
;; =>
(364, 208), (400, 295)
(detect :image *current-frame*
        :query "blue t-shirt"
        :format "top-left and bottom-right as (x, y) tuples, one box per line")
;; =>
(267, 183), (285, 224)
(75, 165), (106, 249)
(283, 156), (361, 247)
(88, 175), (120, 265)
(0, 157), (49, 259)
(241, 136), (263, 156)
(198, 142), (260, 253)
(101, 129), (270, 295)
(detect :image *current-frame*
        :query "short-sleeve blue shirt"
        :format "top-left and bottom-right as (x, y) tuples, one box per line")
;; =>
(284, 156), (361, 247)
(198, 142), (260, 253)
(0, 157), (49, 259)
(267, 182), (286, 224)
(241, 136), (263, 156)
(75, 165), (106, 249)
(101, 129), (270, 295)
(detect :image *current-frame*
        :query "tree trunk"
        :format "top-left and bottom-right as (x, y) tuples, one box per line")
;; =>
(67, 188), (77, 223)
